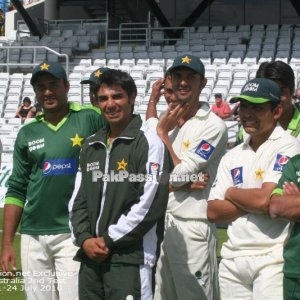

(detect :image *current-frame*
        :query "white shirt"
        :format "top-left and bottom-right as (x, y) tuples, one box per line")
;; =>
(147, 102), (228, 219)
(209, 126), (300, 258)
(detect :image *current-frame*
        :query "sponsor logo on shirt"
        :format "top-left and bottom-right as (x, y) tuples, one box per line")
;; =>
(231, 167), (243, 185)
(28, 138), (45, 152)
(148, 162), (160, 174)
(41, 158), (77, 176)
(195, 140), (215, 160)
(273, 154), (290, 172)
(86, 161), (100, 172)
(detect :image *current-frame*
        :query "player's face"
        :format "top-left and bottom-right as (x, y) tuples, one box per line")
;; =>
(239, 100), (282, 139)
(170, 67), (207, 106)
(33, 74), (69, 113)
(163, 76), (175, 105)
(96, 83), (134, 129)
(273, 80), (293, 114)
(89, 85), (97, 106)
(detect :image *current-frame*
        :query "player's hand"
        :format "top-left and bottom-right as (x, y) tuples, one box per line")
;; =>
(190, 172), (209, 191)
(157, 102), (188, 135)
(1, 244), (17, 277)
(149, 78), (165, 104)
(82, 237), (110, 262)
(283, 181), (300, 195)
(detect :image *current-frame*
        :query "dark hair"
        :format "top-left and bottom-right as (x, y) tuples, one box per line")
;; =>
(93, 69), (137, 99)
(23, 97), (31, 104)
(256, 61), (295, 94)
(214, 93), (222, 98)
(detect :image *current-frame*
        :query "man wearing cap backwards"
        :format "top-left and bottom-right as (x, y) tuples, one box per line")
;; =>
(80, 67), (110, 106)
(207, 78), (300, 300)
(0, 61), (106, 300)
(150, 54), (228, 300)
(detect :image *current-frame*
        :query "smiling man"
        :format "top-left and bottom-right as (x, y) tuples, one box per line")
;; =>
(1, 61), (106, 300)
(207, 78), (300, 300)
(70, 69), (172, 300)
(149, 55), (228, 300)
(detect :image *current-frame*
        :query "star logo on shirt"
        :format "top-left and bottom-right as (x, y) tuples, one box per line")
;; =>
(70, 134), (84, 147)
(117, 159), (127, 171)
(40, 63), (50, 70)
(94, 70), (103, 77)
(182, 56), (191, 64)
(255, 168), (265, 180)
(182, 139), (191, 150)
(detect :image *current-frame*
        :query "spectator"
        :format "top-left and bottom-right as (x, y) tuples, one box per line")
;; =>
(211, 93), (232, 119)
(15, 97), (32, 122)
(207, 78), (300, 300)
(1, 61), (107, 300)
(148, 54), (228, 300)
(70, 69), (172, 299)
(80, 67), (110, 106)
(26, 101), (42, 118)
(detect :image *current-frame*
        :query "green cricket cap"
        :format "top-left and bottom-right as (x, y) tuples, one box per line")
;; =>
(230, 78), (281, 104)
(31, 61), (67, 85)
(168, 54), (205, 76)
(80, 67), (111, 85)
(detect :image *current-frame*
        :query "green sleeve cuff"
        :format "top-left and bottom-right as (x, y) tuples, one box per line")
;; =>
(271, 188), (283, 196)
(102, 232), (114, 249)
(5, 197), (25, 208)
(77, 232), (93, 248)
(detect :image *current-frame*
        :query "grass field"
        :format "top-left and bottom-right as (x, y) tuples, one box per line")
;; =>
(0, 208), (228, 299)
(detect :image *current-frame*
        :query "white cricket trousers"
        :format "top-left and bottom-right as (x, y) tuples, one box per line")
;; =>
(219, 246), (284, 300)
(154, 213), (219, 300)
(21, 233), (80, 300)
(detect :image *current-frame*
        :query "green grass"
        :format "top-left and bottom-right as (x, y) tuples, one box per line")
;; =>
(0, 208), (25, 300)
(0, 208), (228, 299)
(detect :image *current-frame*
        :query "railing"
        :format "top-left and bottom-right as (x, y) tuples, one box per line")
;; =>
(107, 24), (191, 49)
(0, 46), (69, 74)
(16, 16), (109, 37)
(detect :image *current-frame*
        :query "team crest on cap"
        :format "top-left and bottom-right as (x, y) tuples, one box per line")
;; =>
(273, 154), (290, 172)
(40, 63), (50, 70)
(182, 56), (192, 64)
(195, 140), (215, 160)
(94, 70), (103, 77)
(231, 167), (243, 185)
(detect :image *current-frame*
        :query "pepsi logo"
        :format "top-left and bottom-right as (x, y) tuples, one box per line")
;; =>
(149, 162), (160, 174)
(43, 162), (52, 174)
(233, 168), (240, 178)
(200, 143), (211, 153)
(278, 156), (289, 166)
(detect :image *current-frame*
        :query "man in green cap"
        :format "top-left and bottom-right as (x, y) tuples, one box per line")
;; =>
(208, 78), (300, 299)
(81, 67), (110, 106)
(1, 61), (106, 300)
(152, 54), (228, 300)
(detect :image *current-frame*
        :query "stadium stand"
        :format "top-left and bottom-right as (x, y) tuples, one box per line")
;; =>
(0, 0), (299, 165)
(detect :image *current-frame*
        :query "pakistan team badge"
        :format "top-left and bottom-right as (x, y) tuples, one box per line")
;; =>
(70, 134), (84, 147)
(117, 159), (127, 171)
